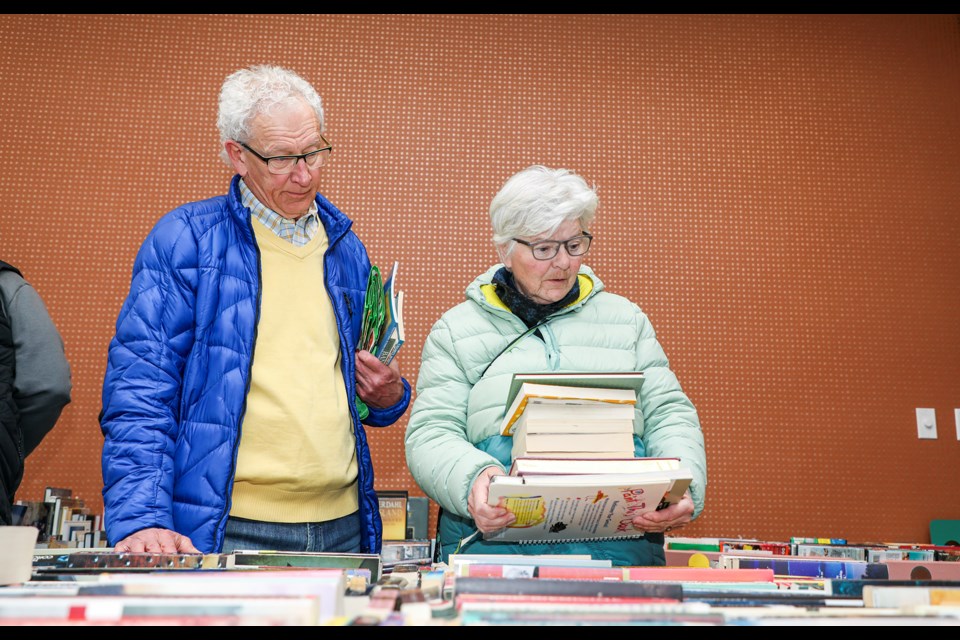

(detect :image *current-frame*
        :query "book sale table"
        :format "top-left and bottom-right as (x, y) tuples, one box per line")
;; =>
(1, 541), (958, 625)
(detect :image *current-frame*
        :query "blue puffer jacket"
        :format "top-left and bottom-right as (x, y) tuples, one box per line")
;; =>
(101, 175), (411, 553)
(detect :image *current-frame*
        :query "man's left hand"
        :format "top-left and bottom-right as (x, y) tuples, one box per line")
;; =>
(355, 350), (404, 409)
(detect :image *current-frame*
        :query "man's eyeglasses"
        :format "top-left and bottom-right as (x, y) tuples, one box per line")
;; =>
(513, 232), (593, 261)
(236, 134), (333, 174)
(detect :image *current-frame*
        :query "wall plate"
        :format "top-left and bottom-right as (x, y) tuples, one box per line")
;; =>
(916, 407), (937, 439)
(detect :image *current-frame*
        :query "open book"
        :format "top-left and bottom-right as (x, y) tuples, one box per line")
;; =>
(484, 473), (675, 544)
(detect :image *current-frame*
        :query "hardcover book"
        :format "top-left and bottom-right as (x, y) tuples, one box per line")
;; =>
(511, 427), (635, 455)
(381, 539), (433, 568)
(623, 566), (776, 583)
(721, 555), (890, 580)
(453, 576), (683, 601)
(507, 457), (693, 509)
(861, 585), (960, 608)
(510, 401), (636, 433)
(484, 473), (673, 543)
(510, 456), (683, 477)
(508, 450), (642, 459)
(499, 382), (638, 437)
(449, 553), (613, 575)
(376, 490), (408, 541)
(504, 371), (645, 411)
(405, 496), (429, 540)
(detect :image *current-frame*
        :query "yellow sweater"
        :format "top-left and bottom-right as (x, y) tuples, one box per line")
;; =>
(230, 220), (358, 522)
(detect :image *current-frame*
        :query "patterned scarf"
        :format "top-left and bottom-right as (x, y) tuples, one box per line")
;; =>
(492, 267), (580, 329)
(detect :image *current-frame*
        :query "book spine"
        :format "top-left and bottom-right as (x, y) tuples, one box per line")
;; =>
(536, 566), (627, 581)
(511, 533), (648, 544)
(453, 576), (683, 600)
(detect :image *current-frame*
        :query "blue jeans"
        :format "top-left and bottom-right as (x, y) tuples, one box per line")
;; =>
(222, 511), (362, 553)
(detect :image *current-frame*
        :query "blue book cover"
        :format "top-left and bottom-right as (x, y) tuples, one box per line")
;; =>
(374, 262), (404, 364)
(731, 556), (889, 580)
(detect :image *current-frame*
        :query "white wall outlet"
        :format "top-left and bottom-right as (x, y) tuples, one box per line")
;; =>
(916, 407), (937, 439)
(955, 408), (960, 441)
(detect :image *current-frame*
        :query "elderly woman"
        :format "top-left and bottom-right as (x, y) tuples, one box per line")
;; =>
(405, 165), (706, 566)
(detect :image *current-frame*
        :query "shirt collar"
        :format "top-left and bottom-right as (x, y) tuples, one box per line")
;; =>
(240, 179), (319, 245)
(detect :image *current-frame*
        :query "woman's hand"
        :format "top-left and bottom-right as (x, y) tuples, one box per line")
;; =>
(631, 491), (694, 534)
(467, 466), (517, 533)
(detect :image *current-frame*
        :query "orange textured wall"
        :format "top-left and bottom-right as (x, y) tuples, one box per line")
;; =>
(1, 14), (957, 545)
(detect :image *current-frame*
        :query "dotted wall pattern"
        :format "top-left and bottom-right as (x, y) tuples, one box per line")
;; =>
(0, 14), (957, 543)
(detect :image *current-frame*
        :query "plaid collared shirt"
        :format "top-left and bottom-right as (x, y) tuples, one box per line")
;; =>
(240, 180), (319, 247)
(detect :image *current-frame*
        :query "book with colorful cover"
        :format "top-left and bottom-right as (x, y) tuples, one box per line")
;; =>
(374, 261), (404, 364)
(508, 457), (692, 510)
(449, 553), (612, 576)
(376, 489), (408, 541)
(358, 261), (404, 365)
(624, 566), (776, 583)
(721, 555), (890, 580)
(484, 473), (673, 544)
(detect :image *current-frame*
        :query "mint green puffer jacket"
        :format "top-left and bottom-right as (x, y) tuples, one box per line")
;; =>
(404, 264), (706, 566)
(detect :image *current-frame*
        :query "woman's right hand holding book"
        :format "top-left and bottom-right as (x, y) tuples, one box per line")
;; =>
(468, 465), (516, 533)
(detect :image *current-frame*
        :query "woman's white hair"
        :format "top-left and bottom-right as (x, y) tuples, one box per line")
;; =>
(489, 165), (598, 255)
(216, 65), (325, 167)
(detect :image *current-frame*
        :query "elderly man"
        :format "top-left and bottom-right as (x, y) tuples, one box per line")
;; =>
(101, 65), (410, 555)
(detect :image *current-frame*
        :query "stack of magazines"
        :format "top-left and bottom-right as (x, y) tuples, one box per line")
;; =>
(359, 261), (405, 365)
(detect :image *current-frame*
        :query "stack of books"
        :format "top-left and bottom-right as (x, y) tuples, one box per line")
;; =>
(485, 372), (693, 545)
(509, 400), (636, 460)
(498, 372), (644, 461)
(498, 372), (643, 435)
(13, 486), (108, 548)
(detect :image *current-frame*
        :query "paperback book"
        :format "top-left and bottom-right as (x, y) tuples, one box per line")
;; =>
(508, 456), (693, 510)
(510, 456), (682, 477)
(359, 261), (405, 365)
(500, 381), (638, 437)
(484, 473), (673, 543)
(376, 489), (408, 541)
(374, 261), (404, 364)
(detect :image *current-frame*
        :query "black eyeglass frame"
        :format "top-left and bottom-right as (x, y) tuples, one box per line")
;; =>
(512, 232), (594, 260)
(236, 135), (333, 173)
